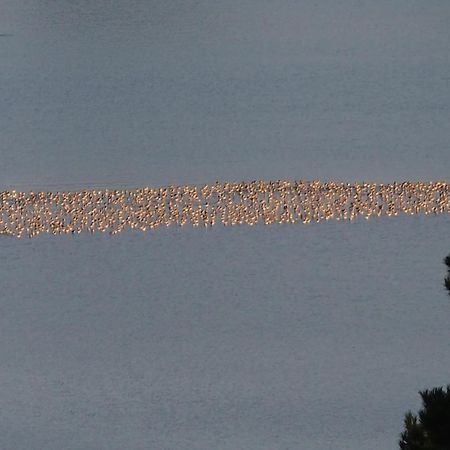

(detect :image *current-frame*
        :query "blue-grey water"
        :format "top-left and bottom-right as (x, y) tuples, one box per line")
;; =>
(1, 0), (449, 189)
(1, 1), (450, 449)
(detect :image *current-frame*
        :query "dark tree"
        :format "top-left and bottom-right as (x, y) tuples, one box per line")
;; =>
(399, 256), (450, 449)
(399, 385), (450, 450)
(444, 254), (450, 294)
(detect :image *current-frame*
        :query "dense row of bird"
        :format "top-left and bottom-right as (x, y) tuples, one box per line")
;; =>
(1, 180), (449, 238)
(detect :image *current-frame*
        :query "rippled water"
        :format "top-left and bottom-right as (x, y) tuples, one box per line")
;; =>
(1, 1), (449, 449)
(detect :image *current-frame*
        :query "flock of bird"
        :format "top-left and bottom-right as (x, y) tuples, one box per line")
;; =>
(1, 180), (449, 238)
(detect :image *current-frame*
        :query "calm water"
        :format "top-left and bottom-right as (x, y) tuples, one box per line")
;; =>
(1, 1), (450, 449)
(1, 0), (449, 190)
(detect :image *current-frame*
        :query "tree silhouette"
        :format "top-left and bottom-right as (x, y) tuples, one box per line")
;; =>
(444, 254), (450, 294)
(399, 385), (450, 450)
(399, 256), (450, 449)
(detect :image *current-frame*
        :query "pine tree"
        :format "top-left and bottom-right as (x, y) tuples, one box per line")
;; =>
(399, 412), (428, 450)
(399, 386), (450, 450)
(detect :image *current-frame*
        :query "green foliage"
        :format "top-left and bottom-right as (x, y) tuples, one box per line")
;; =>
(399, 412), (428, 450)
(399, 386), (450, 450)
